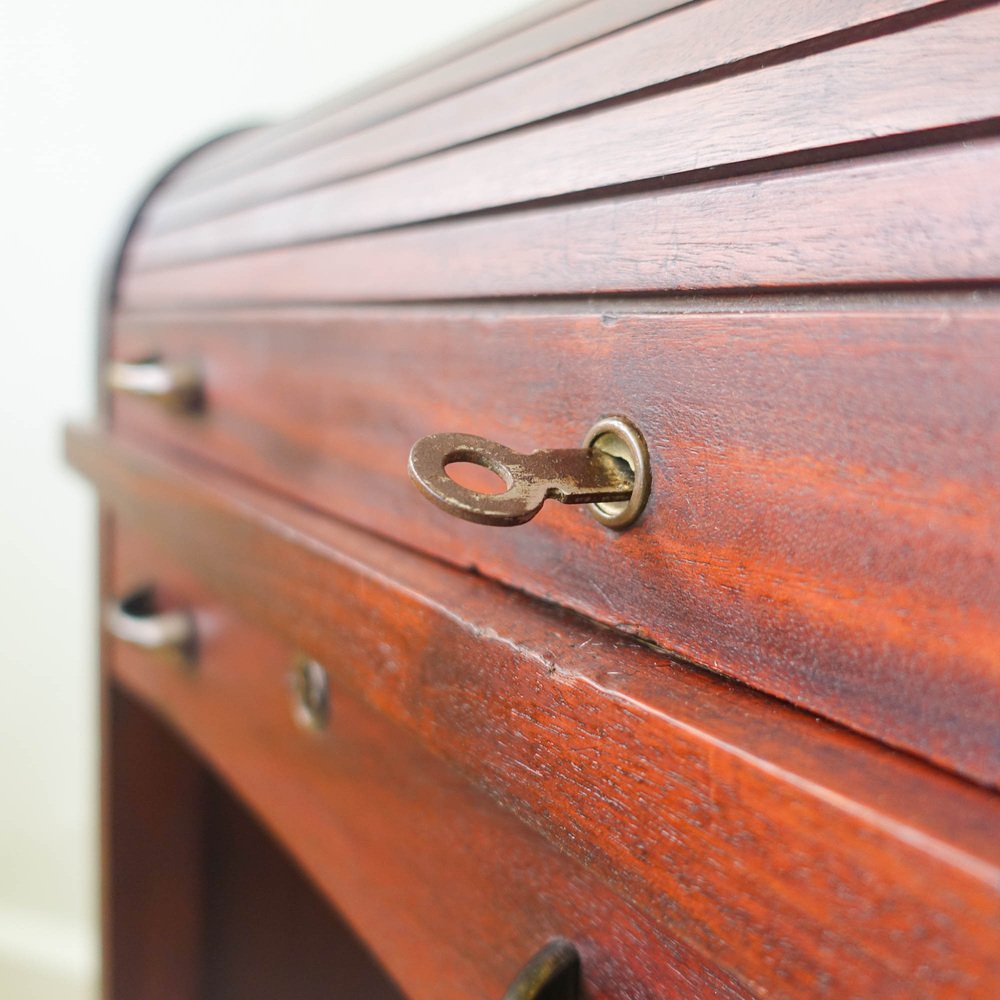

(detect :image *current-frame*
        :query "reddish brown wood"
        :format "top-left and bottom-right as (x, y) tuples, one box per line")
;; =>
(119, 138), (1000, 307)
(110, 524), (748, 1000)
(106, 302), (1000, 784)
(106, 689), (408, 1000)
(98, 506), (115, 996)
(132, 6), (1000, 269)
(198, 763), (406, 1000)
(144, 0), (948, 235)
(71, 424), (1000, 998)
(161, 0), (689, 197)
(104, 683), (207, 1000)
(84, 4), (1000, 995)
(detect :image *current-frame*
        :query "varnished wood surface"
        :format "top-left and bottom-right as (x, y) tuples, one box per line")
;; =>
(71, 423), (1000, 998)
(119, 138), (1000, 307)
(110, 525), (746, 1000)
(144, 0), (949, 236)
(133, 6), (1000, 269)
(90, 2), (1000, 993)
(199, 749), (406, 1000)
(108, 302), (1000, 784)
(105, 687), (406, 1000)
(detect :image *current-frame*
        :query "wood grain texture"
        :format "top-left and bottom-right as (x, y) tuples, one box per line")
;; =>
(161, 0), (687, 196)
(132, 5), (1000, 270)
(71, 424), (1000, 999)
(110, 525), (747, 1000)
(143, 0), (947, 235)
(119, 138), (1000, 307)
(107, 302), (1000, 784)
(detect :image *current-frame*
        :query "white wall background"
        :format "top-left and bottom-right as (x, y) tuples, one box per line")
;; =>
(0, 1), (525, 995)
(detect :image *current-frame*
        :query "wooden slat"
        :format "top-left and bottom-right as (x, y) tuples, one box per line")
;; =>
(144, 0), (945, 234)
(121, 139), (1000, 306)
(107, 302), (1000, 785)
(111, 527), (750, 1000)
(163, 0), (689, 196)
(132, 6), (1000, 270)
(71, 424), (1000, 999)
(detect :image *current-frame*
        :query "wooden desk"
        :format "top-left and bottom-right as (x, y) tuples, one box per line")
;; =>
(70, 2), (1000, 996)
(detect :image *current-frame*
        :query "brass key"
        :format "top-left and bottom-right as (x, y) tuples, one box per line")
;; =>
(408, 417), (650, 528)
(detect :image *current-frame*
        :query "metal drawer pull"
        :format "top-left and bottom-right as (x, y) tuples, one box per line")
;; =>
(502, 939), (580, 1000)
(105, 585), (196, 660)
(106, 357), (203, 412)
(408, 416), (649, 528)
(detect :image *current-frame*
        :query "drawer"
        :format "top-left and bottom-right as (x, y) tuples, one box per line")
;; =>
(107, 302), (1000, 786)
(74, 424), (1000, 999)
(107, 523), (747, 1000)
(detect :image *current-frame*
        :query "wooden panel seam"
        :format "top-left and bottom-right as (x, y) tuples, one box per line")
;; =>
(132, 5), (1000, 269)
(120, 138), (1000, 305)
(145, 0), (969, 235)
(162, 0), (694, 196)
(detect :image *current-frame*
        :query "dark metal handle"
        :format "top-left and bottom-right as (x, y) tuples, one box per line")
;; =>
(105, 585), (196, 660)
(408, 416), (649, 529)
(502, 940), (580, 1000)
(106, 357), (203, 412)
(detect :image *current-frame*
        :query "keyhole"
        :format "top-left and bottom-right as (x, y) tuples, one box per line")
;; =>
(589, 430), (634, 519)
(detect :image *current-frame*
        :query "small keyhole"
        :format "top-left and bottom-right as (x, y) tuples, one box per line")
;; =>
(590, 430), (634, 519)
(290, 658), (330, 731)
(583, 416), (650, 530)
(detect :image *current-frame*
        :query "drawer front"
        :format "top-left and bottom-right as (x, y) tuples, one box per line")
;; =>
(108, 523), (747, 1000)
(77, 426), (1000, 1000)
(108, 303), (1000, 785)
